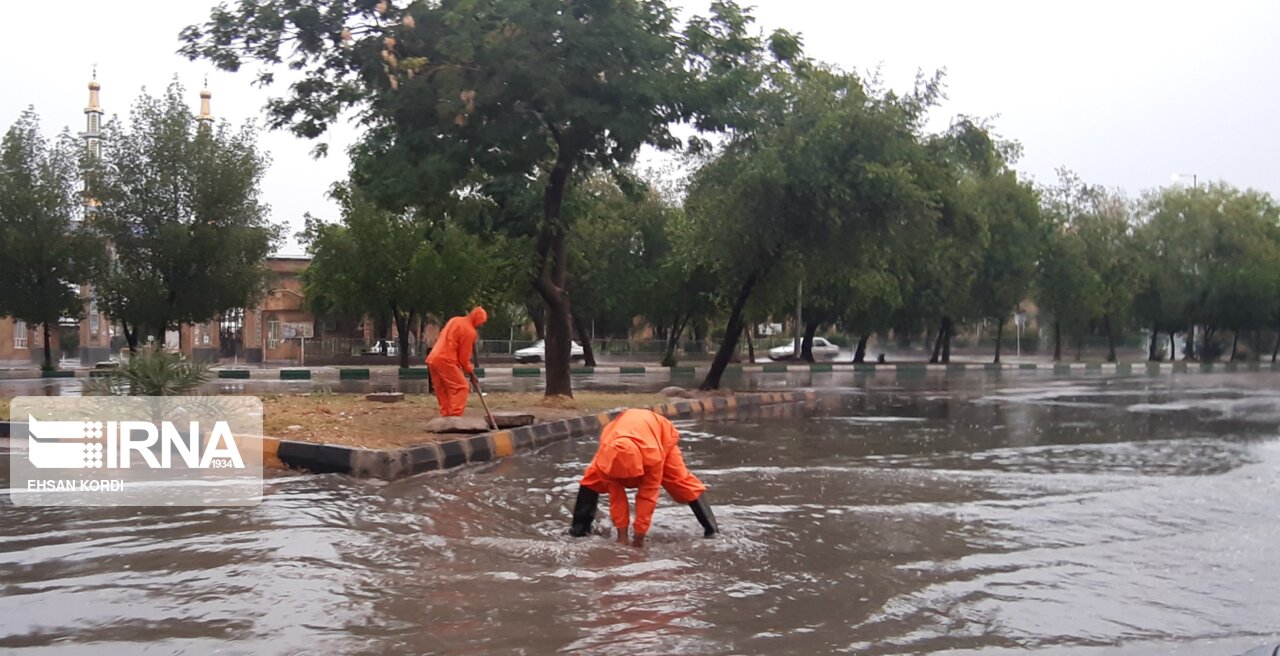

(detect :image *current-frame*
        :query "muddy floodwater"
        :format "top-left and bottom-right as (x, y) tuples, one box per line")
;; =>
(3, 373), (1280, 655)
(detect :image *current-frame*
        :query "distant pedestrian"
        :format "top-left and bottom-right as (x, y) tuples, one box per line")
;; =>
(426, 307), (487, 417)
(568, 408), (718, 547)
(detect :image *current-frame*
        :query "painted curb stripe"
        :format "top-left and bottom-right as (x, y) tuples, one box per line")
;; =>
(466, 435), (492, 463)
(438, 440), (467, 469)
(491, 431), (514, 458)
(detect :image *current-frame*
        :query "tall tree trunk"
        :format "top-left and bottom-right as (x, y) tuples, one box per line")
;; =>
(801, 320), (819, 363)
(941, 317), (953, 364)
(854, 333), (869, 363)
(1202, 327), (1213, 362)
(929, 319), (945, 363)
(42, 323), (53, 371)
(1186, 324), (1197, 360)
(122, 320), (138, 353)
(744, 323), (756, 364)
(1230, 331), (1239, 362)
(1104, 315), (1117, 363)
(662, 316), (686, 367)
(573, 314), (596, 367)
(1053, 320), (1062, 362)
(1169, 333), (1177, 361)
(1148, 325), (1159, 361)
(1272, 326), (1280, 363)
(390, 306), (412, 370)
(532, 148), (577, 398)
(993, 320), (1004, 364)
(701, 271), (759, 391)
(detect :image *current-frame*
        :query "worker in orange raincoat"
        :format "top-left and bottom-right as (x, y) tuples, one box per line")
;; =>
(426, 307), (488, 417)
(568, 408), (718, 547)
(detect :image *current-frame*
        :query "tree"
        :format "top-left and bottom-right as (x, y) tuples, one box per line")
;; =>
(301, 184), (492, 368)
(913, 121), (1003, 365)
(1137, 184), (1280, 361)
(1037, 224), (1101, 361)
(182, 0), (793, 397)
(0, 110), (103, 371)
(968, 170), (1043, 363)
(562, 173), (658, 366)
(1075, 184), (1140, 363)
(1132, 186), (1203, 361)
(90, 82), (279, 350)
(690, 67), (942, 389)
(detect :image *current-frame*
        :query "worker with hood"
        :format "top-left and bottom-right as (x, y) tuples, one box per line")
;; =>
(426, 306), (488, 417)
(568, 408), (718, 547)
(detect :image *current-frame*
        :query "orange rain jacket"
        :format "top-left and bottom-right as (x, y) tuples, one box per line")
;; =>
(426, 307), (487, 417)
(579, 409), (707, 536)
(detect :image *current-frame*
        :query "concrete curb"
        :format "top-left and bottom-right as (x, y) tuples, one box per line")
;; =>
(7, 362), (1276, 382)
(272, 390), (820, 480)
(203, 362), (1280, 379)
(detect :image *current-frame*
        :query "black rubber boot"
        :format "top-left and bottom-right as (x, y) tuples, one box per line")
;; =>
(568, 486), (599, 537)
(689, 495), (719, 538)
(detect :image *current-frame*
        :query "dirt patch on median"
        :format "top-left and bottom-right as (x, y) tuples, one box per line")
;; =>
(263, 391), (669, 449)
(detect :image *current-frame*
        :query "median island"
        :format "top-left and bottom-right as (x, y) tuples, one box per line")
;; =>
(262, 391), (673, 449)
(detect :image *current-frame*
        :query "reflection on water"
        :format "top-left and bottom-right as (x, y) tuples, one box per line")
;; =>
(3, 374), (1280, 654)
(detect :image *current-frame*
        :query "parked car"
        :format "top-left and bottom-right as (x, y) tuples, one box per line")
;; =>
(514, 339), (585, 363)
(768, 337), (840, 361)
(362, 339), (398, 357)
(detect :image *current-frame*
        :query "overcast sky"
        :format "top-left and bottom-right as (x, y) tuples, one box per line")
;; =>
(2, 0), (1276, 256)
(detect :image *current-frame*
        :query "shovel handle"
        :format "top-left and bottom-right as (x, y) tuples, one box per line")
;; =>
(470, 373), (499, 431)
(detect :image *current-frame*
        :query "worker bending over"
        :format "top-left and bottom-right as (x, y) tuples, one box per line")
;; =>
(426, 307), (487, 417)
(568, 408), (718, 547)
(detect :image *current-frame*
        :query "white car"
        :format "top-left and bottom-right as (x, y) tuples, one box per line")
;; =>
(362, 339), (398, 357)
(768, 337), (840, 361)
(514, 339), (585, 363)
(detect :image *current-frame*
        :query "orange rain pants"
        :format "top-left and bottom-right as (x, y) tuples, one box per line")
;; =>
(579, 408), (707, 536)
(426, 307), (488, 417)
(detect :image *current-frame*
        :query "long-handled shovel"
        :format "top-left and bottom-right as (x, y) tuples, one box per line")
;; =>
(470, 374), (499, 431)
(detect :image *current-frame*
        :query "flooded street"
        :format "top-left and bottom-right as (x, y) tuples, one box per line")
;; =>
(3, 373), (1280, 654)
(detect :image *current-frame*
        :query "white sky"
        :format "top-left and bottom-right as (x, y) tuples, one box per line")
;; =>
(2, 1), (1276, 256)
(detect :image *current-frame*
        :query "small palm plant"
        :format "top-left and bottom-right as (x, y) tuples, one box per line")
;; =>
(82, 347), (212, 396)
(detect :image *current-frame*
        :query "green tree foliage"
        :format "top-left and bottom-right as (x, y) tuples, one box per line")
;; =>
(300, 184), (492, 368)
(1037, 227), (1101, 362)
(966, 169), (1043, 363)
(90, 82), (279, 350)
(1137, 184), (1280, 361)
(0, 110), (103, 370)
(689, 65), (944, 388)
(1034, 171), (1129, 362)
(181, 0), (797, 397)
(563, 173), (655, 365)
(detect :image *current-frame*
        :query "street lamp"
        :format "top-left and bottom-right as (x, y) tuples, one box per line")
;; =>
(1170, 172), (1198, 187)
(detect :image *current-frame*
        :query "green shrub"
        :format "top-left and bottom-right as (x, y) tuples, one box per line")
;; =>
(81, 347), (211, 396)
